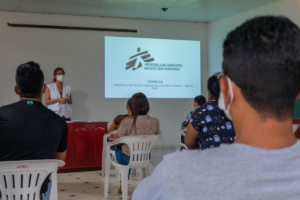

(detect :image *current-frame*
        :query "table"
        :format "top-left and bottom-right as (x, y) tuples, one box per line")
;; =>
(58, 121), (108, 173)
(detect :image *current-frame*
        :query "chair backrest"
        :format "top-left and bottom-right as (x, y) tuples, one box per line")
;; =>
(117, 135), (162, 167)
(0, 160), (64, 200)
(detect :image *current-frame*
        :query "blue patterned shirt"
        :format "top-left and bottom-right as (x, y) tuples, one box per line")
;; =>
(190, 100), (235, 150)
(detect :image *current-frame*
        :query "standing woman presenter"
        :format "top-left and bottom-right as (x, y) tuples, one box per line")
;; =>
(45, 67), (73, 121)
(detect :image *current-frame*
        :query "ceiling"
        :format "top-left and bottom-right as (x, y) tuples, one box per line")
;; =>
(0, 0), (282, 22)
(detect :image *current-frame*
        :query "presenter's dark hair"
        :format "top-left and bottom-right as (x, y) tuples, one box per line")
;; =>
(207, 74), (221, 100)
(130, 93), (149, 132)
(223, 16), (300, 120)
(194, 95), (206, 106)
(16, 61), (44, 98)
(53, 67), (65, 82)
(127, 98), (132, 111)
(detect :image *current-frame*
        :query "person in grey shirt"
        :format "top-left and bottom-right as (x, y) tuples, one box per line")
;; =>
(132, 16), (300, 200)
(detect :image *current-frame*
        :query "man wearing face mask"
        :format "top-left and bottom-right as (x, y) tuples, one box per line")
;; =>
(45, 67), (73, 121)
(132, 16), (300, 200)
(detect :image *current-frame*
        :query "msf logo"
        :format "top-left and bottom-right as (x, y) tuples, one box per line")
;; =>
(126, 48), (154, 71)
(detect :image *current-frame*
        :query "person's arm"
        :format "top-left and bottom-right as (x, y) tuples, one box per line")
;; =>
(108, 119), (127, 144)
(55, 151), (66, 161)
(108, 133), (121, 146)
(108, 122), (117, 133)
(114, 132), (120, 140)
(185, 122), (199, 149)
(181, 112), (192, 130)
(66, 94), (72, 105)
(45, 87), (66, 105)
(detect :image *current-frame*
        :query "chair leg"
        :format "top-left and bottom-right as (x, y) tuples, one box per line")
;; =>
(102, 148), (105, 178)
(104, 146), (111, 198)
(142, 168), (146, 178)
(132, 168), (136, 175)
(149, 164), (153, 175)
(102, 135), (107, 178)
(115, 168), (120, 181)
(138, 168), (143, 178)
(121, 166), (129, 200)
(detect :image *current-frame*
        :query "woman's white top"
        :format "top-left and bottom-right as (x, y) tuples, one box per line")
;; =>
(47, 82), (72, 118)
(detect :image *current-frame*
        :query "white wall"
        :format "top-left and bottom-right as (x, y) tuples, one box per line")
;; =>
(0, 11), (209, 146)
(208, 0), (300, 75)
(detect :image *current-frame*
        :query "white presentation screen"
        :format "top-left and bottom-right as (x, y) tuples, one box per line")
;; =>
(105, 36), (201, 98)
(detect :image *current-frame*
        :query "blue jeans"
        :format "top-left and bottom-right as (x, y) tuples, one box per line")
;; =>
(42, 180), (52, 200)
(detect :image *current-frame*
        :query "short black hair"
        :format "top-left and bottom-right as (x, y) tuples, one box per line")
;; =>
(207, 74), (221, 100)
(194, 95), (206, 106)
(223, 16), (300, 120)
(16, 61), (44, 98)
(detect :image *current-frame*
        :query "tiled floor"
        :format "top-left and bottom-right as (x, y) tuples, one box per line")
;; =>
(57, 148), (177, 200)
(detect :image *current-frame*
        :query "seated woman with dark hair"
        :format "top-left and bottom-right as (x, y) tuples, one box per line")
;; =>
(108, 99), (132, 133)
(180, 95), (206, 146)
(185, 73), (235, 150)
(99, 99), (132, 176)
(109, 92), (160, 194)
(181, 95), (207, 130)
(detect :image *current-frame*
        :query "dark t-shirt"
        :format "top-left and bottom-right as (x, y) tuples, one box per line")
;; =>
(190, 100), (235, 150)
(0, 100), (68, 160)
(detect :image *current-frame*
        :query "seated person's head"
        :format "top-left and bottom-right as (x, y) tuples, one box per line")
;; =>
(14, 61), (45, 101)
(131, 93), (149, 117)
(126, 98), (132, 115)
(220, 16), (300, 124)
(207, 73), (221, 101)
(193, 95), (206, 109)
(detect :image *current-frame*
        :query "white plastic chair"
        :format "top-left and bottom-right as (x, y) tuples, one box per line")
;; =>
(102, 130), (133, 181)
(177, 128), (188, 150)
(0, 160), (65, 200)
(102, 130), (117, 178)
(104, 135), (162, 200)
(106, 132), (163, 181)
(103, 131), (143, 181)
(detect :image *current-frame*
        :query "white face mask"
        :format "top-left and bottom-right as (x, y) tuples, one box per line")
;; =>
(56, 75), (64, 82)
(218, 76), (234, 120)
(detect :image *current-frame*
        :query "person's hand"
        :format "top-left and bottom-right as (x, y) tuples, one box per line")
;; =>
(108, 135), (115, 142)
(58, 98), (67, 104)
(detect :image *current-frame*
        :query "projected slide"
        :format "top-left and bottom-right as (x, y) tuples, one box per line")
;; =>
(105, 36), (201, 98)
